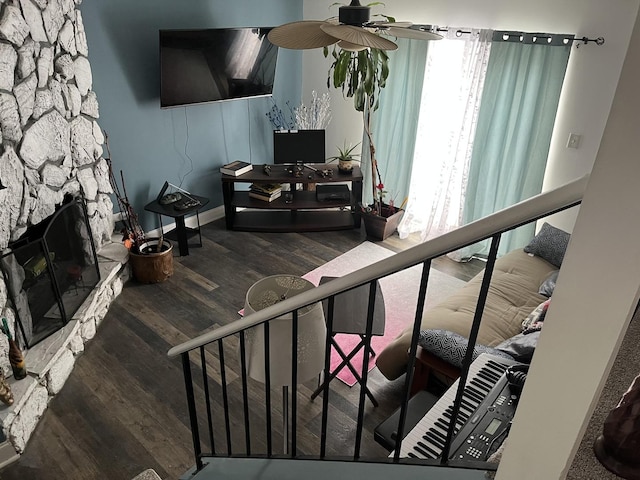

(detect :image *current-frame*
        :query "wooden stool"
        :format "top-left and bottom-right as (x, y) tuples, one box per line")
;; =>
(410, 346), (461, 397)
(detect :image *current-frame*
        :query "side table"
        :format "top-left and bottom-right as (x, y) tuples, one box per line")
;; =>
(144, 194), (209, 256)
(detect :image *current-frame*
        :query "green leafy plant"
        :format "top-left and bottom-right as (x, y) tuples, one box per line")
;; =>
(324, 47), (390, 113)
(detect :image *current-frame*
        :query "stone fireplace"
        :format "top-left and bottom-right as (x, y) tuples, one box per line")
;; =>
(0, 0), (127, 459)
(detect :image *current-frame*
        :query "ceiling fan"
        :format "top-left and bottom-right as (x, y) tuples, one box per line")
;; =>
(267, 0), (443, 52)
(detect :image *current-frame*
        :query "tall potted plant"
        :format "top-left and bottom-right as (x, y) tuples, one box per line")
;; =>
(324, 43), (403, 239)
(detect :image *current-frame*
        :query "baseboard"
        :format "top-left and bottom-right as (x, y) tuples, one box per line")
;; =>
(116, 205), (226, 240)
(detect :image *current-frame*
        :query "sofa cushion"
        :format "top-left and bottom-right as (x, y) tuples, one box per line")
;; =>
(375, 248), (556, 380)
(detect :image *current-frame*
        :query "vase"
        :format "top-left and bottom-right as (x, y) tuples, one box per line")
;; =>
(129, 238), (174, 283)
(362, 207), (404, 240)
(8, 338), (27, 380)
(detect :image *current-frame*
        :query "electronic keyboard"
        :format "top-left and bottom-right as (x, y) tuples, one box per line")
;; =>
(393, 353), (523, 462)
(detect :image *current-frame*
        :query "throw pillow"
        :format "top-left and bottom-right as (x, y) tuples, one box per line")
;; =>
(494, 331), (541, 363)
(523, 222), (571, 267)
(418, 329), (515, 369)
(539, 270), (559, 297)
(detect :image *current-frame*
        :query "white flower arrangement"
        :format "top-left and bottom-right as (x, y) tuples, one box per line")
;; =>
(294, 91), (332, 130)
(266, 90), (331, 130)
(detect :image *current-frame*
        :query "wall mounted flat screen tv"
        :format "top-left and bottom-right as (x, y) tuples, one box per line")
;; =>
(160, 27), (278, 108)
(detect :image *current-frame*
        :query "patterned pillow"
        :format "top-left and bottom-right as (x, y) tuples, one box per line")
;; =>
(418, 329), (514, 369)
(523, 222), (570, 267)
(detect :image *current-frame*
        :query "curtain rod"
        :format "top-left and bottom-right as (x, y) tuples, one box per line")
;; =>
(493, 30), (605, 47)
(431, 26), (605, 48)
(575, 36), (606, 48)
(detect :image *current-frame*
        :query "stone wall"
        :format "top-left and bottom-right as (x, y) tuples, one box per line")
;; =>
(0, 0), (121, 457)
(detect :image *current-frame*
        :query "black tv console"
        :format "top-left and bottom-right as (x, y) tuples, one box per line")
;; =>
(221, 164), (363, 232)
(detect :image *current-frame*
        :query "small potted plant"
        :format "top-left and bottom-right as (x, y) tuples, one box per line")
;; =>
(327, 141), (361, 174)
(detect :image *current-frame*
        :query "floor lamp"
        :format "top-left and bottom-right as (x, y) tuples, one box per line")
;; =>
(244, 275), (326, 454)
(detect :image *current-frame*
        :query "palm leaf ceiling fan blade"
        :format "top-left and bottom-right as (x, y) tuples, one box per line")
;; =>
(320, 24), (398, 50)
(368, 21), (413, 28)
(382, 26), (444, 41)
(268, 21), (338, 49)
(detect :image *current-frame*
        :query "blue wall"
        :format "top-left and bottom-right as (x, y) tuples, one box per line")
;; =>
(80, 0), (303, 230)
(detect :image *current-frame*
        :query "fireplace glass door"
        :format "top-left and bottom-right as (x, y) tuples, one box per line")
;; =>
(1, 197), (100, 347)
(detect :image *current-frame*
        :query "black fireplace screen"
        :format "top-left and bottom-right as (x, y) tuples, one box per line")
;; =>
(1, 197), (100, 348)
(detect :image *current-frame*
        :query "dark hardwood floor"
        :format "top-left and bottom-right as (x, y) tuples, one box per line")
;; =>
(0, 219), (483, 480)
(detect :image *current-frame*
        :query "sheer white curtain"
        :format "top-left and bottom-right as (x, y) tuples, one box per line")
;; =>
(397, 29), (493, 241)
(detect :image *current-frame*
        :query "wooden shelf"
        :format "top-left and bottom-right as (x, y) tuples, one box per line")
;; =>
(231, 190), (357, 210)
(222, 164), (363, 232)
(231, 210), (357, 232)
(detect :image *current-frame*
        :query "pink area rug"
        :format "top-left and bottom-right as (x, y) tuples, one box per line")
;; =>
(302, 242), (467, 386)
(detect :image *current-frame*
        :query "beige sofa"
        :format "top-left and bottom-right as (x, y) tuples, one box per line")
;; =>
(375, 248), (557, 380)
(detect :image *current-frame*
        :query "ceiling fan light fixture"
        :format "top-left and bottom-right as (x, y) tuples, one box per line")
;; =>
(339, 0), (371, 26)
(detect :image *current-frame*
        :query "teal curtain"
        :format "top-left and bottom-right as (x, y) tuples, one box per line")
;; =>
(362, 38), (429, 207)
(460, 38), (572, 257)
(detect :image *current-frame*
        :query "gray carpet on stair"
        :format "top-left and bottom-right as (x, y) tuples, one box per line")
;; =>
(566, 305), (640, 479)
(132, 469), (162, 480)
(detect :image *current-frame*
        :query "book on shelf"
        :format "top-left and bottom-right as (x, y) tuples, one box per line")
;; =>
(250, 183), (282, 195)
(220, 160), (252, 176)
(248, 190), (282, 202)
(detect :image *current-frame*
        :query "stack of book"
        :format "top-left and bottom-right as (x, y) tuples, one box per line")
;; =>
(220, 160), (252, 176)
(249, 183), (282, 202)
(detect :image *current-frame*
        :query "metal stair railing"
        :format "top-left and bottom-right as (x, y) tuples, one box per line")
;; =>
(168, 174), (588, 474)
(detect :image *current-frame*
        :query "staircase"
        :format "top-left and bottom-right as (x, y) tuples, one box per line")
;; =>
(168, 176), (588, 480)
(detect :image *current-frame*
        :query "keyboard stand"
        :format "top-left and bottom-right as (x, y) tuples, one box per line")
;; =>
(374, 390), (439, 451)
